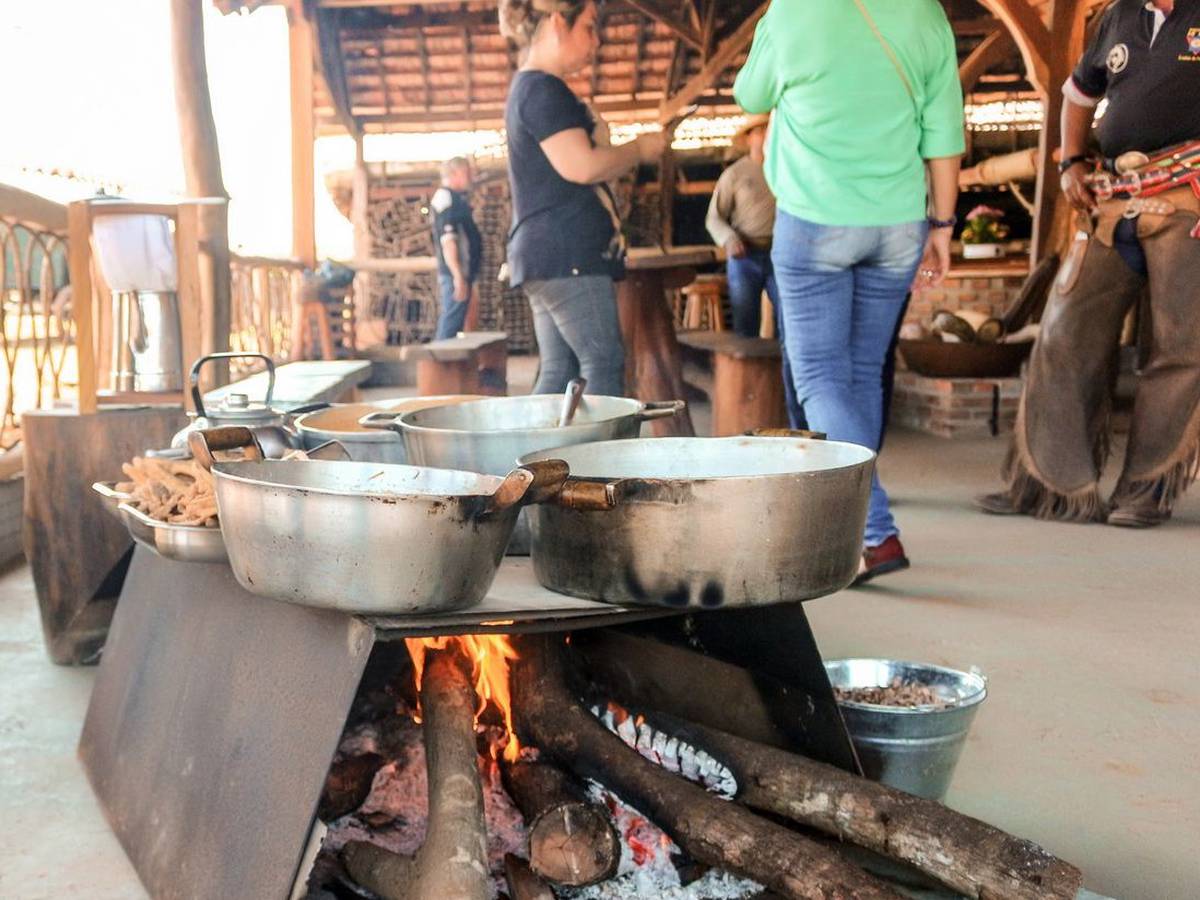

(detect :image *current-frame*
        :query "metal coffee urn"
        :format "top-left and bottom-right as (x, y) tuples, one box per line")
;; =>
(92, 209), (182, 393)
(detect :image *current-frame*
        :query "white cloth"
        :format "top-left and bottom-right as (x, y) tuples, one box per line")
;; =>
(91, 214), (177, 292)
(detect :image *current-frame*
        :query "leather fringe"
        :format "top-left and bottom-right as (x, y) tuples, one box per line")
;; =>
(1003, 445), (1108, 522)
(1115, 402), (1200, 512)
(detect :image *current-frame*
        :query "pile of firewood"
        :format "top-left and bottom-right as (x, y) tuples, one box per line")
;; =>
(311, 632), (1082, 900)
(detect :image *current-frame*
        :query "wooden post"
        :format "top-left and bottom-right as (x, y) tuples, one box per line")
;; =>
(289, 1), (318, 269)
(170, 0), (232, 389)
(1030, 0), (1086, 262)
(659, 124), (678, 247)
(175, 202), (205, 408)
(66, 202), (97, 413)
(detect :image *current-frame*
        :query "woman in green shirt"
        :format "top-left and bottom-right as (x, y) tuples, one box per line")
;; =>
(734, 0), (964, 584)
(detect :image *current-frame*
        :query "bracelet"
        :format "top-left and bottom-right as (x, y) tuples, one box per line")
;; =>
(927, 214), (957, 230)
(1058, 154), (1090, 174)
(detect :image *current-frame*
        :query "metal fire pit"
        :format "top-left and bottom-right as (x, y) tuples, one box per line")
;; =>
(79, 546), (859, 900)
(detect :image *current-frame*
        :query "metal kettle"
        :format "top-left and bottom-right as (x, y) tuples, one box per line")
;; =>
(171, 352), (302, 457)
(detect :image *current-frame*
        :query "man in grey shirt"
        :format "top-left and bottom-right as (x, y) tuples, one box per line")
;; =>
(706, 114), (803, 427)
(706, 114), (777, 337)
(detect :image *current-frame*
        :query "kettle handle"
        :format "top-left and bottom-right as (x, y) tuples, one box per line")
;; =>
(190, 352), (276, 418)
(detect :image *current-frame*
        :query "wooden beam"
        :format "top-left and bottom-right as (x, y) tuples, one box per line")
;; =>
(975, 0), (1051, 95)
(657, 0), (767, 123)
(621, 0), (704, 50)
(660, 121), (679, 247)
(66, 202), (97, 414)
(288, 1), (317, 268)
(416, 27), (432, 111)
(170, 0), (231, 386)
(700, 0), (717, 59)
(632, 20), (646, 98)
(959, 29), (1015, 95)
(462, 27), (473, 110)
(312, 7), (360, 135)
(1031, 0), (1087, 262)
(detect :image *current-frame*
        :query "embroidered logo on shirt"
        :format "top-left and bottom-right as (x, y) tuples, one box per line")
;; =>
(1183, 28), (1200, 60)
(1107, 43), (1130, 73)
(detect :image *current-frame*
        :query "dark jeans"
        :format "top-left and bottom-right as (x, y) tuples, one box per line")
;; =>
(524, 275), (625, 396)
(726, 249), (806, 429)
(435, 272), (471, 340)
(772, 211), (927, 546)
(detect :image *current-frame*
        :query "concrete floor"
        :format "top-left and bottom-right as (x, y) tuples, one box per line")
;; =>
(1, 369), (1197, 899)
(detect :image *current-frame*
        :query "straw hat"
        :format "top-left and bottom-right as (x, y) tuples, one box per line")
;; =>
(731, 113), (771, 152)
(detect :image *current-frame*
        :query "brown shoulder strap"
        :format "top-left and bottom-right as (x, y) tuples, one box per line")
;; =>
(851, 0), (916, 103)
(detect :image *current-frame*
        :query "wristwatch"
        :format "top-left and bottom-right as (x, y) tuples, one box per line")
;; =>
(927, 214), (957, 229)
(1058, 154), (1090, 174)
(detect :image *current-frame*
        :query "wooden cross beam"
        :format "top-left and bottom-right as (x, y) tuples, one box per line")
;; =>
(620, 0), (704, 50)
(657, 0), (768, 124)
(958, 29), (1016, 94)
(975, 0), (1052, 94)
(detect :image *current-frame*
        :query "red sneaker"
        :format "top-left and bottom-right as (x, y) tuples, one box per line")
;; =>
(852, 535), (910, 586)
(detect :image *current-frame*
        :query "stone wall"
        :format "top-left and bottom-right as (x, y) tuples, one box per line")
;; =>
(905, 258), (1029, 330)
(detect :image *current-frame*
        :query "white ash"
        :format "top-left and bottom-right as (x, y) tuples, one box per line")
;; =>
(562, 782), (762, 900)
(591, 703), (738, 798)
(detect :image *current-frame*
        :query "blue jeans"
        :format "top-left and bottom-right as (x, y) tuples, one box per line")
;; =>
(524, 275), (625, 396)
(772, 211), (927, 547)
(435, 272), (471, 340)
(727, 249), (806, 429)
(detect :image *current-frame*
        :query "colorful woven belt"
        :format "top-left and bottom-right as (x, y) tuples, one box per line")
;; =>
(1085, 139), (1200, 201)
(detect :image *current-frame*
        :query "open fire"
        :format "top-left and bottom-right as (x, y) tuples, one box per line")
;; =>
(303, 633), (1083, 900)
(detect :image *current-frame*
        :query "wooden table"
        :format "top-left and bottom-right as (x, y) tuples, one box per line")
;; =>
(618, 246), (717, 436)
(202, 359), (372, 412)
(677, 330), (787, 436)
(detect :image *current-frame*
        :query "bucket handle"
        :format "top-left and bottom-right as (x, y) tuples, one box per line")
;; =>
(636, 400), (686, 422)
(746, 427), (828, 440)
(482, 459), (571, 517)
(188, 426), (265, 471)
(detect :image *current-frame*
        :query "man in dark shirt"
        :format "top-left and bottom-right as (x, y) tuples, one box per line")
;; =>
(979, 0), (1200, 527)
(430, 157), (484, 340)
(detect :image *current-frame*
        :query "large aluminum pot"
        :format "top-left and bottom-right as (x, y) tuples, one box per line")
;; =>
(366, 394), (685, 554)
(295, 395), (483, 464)
(190, 426), (568, 614)
(518, 436), (875, 608)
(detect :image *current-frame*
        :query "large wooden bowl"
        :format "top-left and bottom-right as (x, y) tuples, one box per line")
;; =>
(898, 339), (1032, 379)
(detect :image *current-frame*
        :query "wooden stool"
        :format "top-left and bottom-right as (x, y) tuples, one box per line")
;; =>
(400, 330), (508, 396)
(677, 331), (787, 435)
(298, 300), (336, 361)
(681, 275), (727, 332)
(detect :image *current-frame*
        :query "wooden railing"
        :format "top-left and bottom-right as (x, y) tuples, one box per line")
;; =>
(228, 253), (304, 374)
(0, 217), (74, 448)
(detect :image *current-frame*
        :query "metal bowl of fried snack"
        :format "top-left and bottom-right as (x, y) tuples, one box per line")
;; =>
(100, 456), (228, 564)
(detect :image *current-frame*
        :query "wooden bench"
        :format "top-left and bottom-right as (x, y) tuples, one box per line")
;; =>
(400, 331), (507, 396)
(24, 359), (372, 665)
(677, 330), (787, 436)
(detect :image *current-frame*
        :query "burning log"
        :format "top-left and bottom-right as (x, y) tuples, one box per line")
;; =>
(318, 753), (386, 822)
(343, 645), (490, 900)
(511, 634), (904, 900)
(504, 853), (557, 900)
(573, 629), (819, 751)
(501, 759), (620, 886)
(637, 712), (1083, 900)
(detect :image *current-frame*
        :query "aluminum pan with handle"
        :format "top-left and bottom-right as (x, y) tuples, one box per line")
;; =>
(518, 435), (876, 608)
(92, 481), (229, 564)
(368, 393), (685, 555)
(190, 426), (570, 614)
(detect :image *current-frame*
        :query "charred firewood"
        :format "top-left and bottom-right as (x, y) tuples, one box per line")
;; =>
(615, 707), (1083, 900)
(501, 759), (620, 887)
(343, 645), (490, 900)
(319, 753), (386, 822)
(511, 634), (904, 900)
(504, 854), (557, 900)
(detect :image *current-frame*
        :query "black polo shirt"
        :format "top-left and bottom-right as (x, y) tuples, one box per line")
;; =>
(1071, 0), (1200, 157)
(504, 70), (624, 287)
(431, 187), (483, 282)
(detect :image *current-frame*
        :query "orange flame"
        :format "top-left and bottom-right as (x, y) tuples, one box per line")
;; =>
(405, 635), (522, 763)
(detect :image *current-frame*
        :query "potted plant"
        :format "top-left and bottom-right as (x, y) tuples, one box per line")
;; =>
(960, 205), (1009, 259)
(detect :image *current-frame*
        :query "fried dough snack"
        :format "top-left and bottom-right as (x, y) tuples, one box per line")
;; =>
(115, 457), (219, 527)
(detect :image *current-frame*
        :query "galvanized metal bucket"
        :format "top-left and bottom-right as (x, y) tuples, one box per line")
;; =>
(825, 658), (987, 801)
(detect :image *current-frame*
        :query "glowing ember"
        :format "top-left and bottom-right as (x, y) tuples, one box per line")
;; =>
(405, 635), (522, 762)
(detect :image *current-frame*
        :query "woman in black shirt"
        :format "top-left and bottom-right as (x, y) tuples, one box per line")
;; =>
(500, 0), (663, 395)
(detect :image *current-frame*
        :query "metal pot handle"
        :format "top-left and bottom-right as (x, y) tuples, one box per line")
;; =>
(358, 410), (404, 432)
(484, 459), (571, 517)
(188, 426), (265, 471)
(552, 479), (633, 511)
(91, 482), (132, 501)
(189, 352), (276, 419)
(747, 427), (828, 440)
(636, 400), (686, 422)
